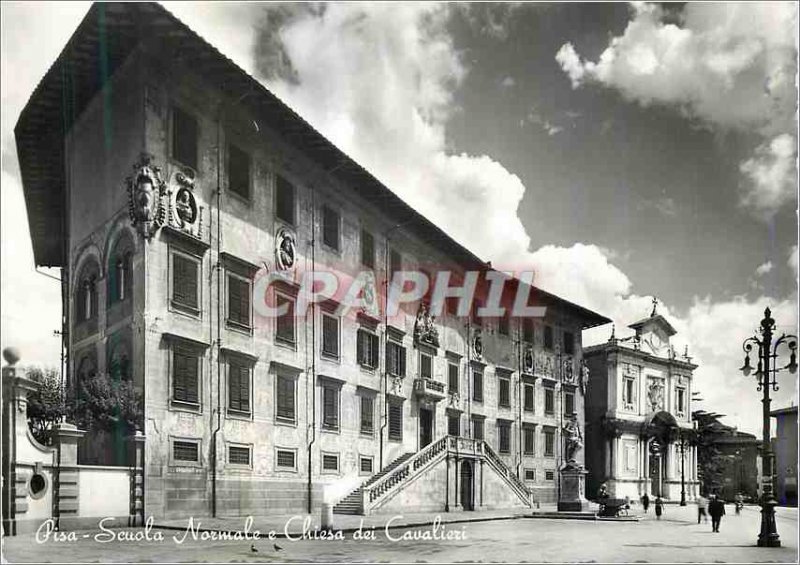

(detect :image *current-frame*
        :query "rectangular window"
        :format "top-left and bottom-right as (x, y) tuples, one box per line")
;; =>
(172, 252), (199, 312)
(448, 413), (460, 436)
(676, 387), (686, 414)
(623, 377), (636, 408)
(389, 249), (402, 278)
(173, 347), (199, 405)
(228, 142), (251, 200)
(386, 341), (406, 377)
(360, 456), (373, 474)
(275, 175), (295, 225)
(524, 383), (535, 412)
(544, 387), (555, 415)
(322, 205), (340, 251)
(544, 429), (555, 457)
(227, 358), (250, 414)
(524, 427), (535, 455)
(173, 440), (199, 463)
(276, 449), (296, 470)
(544, 325), (554, 350)
(322, 454), (339, 472)
(419, 351), (432, 379)
(564, 391), (575, 416)
(472, 370), (483, 402)
(388, 401), (403, 441)
(228, 445), (251, 466)
(448, 363), (459, 394)
(545, 470), (555, 481)
(523, 318), (534, 344)
(498, 315), (509, 336)
(275, 294), (295, 345)
(226, 274), (251, 329)
(275, 375), (296, 423)
(322, 313), (340, 358)
(472, 417), (484, 441)
(322, 384), (339, 431)
(564, 331), (575, 355)
(171, 106), (198, 170)
(497, 421), (511, 454)
(360, 395), (374, 435)
(498, 377), (510, 408)
(361, 229), (375, 268)
(525, 469), (536, 481)
(357, 328), (379, 369)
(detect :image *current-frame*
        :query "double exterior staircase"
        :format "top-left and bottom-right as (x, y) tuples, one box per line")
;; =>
(333, 452), (415, 515)
(333, 436), (533, 515)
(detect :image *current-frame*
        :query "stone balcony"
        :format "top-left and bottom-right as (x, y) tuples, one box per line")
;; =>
(413, 377), (447, 402)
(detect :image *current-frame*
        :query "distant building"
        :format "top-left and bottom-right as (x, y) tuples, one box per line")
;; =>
(583, 307), (699, 502)
(713, 429), (760, 502)
(771, 406), (797, 507)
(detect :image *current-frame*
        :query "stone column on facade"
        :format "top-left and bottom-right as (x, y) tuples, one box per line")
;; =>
(52, 422), (86, 529)
(643, 438), (650, 495)
(127, 431), (146, 526)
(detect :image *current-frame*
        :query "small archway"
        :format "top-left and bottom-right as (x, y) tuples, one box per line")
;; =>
(460, 460), (474, 510)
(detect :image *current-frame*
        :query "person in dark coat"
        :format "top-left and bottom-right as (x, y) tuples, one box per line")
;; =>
(654, 497), (664, 520)
(708, 494), (726, 532)
(641, 493), (650, 513)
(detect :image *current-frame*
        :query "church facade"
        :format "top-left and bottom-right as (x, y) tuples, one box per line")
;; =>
(583, 306), (699, 502)
(15, 3), (610, 521)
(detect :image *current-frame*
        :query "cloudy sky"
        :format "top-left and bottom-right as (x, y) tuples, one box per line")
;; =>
(1, 2), (798, 434)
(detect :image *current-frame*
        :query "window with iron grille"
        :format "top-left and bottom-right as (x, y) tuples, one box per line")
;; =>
(564, 391), (575, 416)
(275, 294), (295, 344)
(275, 175), (295, 225)
(275, 375), (295, 423)
(524, 427), (535, 455)
(361, 229), (375, 268)
(563, 331), (575, 355)
(171, 106), (198, 170)
(360, 456), (373, 474)
(497, 421), (511, 453)
(360, 396), (374, 435)
(544, 325), (553, 350)
(498, 377), (510, 408)
(228, 142), (251, 200)
(357, 329), (379, 369)
(524, 383), (535, 412)
(173, 440), (199, 462)
(545, 470), (555, 481)
(172, 252), (199, 312)
(448, 414), (460, 436)
(322, 313), (339, 358)
(276, 449), (296, 470)
(386, 341), (406, 377)
(522, 318), (534, 344)
(419, 352), (432, 379)
(471, 417), (484, 441)
(322, 384), (339, 431)
(173, 347), (199, 405)
(388, 401), (403, 441)
(228, 445), (251, 466)
(322, 205), (340, 250)
(322, 454), (339, 472)
(226, 273), (251, 329)
(544, 387), (555, 415)
(525, 468), (536, 481)
(472, 370), (483, 402)
(227, 358), (250, 414)
(448, 363), (459, 393)
(544, 429), (555, 457)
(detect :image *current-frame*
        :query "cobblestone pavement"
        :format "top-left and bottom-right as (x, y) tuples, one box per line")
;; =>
(1, 504), (797, 563)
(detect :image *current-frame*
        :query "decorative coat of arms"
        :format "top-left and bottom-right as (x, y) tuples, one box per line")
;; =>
(562, 357), (575, 383)
(523, 346), (534, 373)
(472, 329), (483, 359)
(275, 228), (296, 270)
(647, 378), (664, 412)
(126, 153), (167, 239)
(167, 169), (204, 239)
(413, 302), (439, 348)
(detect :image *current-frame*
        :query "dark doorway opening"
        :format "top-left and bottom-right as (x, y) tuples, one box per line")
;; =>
(420, 407), (433, 448)
(460, 460), (474, 510)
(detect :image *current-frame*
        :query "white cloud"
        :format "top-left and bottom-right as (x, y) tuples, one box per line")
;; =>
(555, 2), (798, 219)
(501, 76), (516, 88)
(754, 261), (773, 277)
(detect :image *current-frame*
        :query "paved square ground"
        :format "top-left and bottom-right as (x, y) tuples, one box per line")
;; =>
(2, 504), (797, 563)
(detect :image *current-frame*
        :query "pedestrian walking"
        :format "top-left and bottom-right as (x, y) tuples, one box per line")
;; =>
(697, 495), (708, 523)
(709, 494), (726, 532)
(654, 496), (663, 520)
(641, 493), (650, 513)
(734, 493), (744, 516)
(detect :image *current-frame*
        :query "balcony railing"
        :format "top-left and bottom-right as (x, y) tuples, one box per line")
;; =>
(413, 377), (446, 401)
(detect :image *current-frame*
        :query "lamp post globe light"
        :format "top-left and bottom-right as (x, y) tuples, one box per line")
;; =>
(739, 307), (797, 548)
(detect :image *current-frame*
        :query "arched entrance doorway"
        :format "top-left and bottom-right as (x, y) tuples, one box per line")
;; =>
(460, 460), (474, 510)
(643, 411), (678, 498)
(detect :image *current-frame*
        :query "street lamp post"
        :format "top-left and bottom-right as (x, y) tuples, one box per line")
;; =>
(678, 430), (687, 506)
(739, 307), (797, 548)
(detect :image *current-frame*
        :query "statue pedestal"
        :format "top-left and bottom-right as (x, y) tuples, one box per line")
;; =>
(558, 462), (590, 512)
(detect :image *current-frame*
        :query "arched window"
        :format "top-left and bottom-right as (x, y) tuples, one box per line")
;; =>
(108, 235), (134, 306)
(75, 259), (100, 323)
(107, 338), (132, 382)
